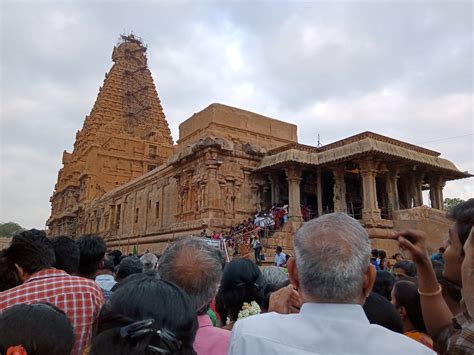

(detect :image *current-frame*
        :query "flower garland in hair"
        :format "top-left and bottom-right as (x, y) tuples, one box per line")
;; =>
(226, 301), (261, 325)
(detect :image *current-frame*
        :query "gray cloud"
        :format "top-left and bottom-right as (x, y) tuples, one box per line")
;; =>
(1, 1), (472, 228)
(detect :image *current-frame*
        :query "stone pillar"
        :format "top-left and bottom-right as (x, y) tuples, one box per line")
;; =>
(332, 167), (347, 213)
(415, 173), (424, 207)
(316, 168), (323, 217)
(204, 150), (222, 216)
(242, 168), (253, 213)
(385, 168), (400, 215)
(268, 172), (281, 205)
(429, 176), (445, 210)
(410, 172), (424, 207)
(285, 166), (302, 220)
(358, 159), (381, 221)
(206, 167), (220, 209)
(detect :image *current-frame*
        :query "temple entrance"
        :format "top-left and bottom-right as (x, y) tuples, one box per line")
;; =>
(345, 173), (363, 220)
(321, 169), (334, 214)
(376, 176), (390, 219)
(301, 170), (317, 219)
(397, 175), (410, 209)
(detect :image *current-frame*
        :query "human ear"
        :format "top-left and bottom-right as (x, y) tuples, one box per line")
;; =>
(399, 306), (407, 320)
(362, 264), (376, 299)
(287, 257), (299, 290)
(14, 263), (28, 283)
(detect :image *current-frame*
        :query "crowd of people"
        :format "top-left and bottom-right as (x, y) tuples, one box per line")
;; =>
(0, 198), (472, 354)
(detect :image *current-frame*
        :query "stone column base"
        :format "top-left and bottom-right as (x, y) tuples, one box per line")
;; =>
(362, 209), (382, 223)
(282, 218), (303, 233)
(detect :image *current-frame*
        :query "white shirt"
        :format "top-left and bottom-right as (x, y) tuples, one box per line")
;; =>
(229, 303), (435, 354)
(275, 252), (286, 266)
(95, 274), (117, 291)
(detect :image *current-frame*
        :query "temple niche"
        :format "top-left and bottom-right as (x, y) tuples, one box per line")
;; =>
(47, 34), (472, 254)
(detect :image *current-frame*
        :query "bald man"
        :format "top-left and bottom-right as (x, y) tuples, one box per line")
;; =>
(158, 237), (229, 355)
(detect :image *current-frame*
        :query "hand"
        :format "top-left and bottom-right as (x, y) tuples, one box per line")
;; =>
(268, 284), (301, 314)
(393, 229), (431, 265)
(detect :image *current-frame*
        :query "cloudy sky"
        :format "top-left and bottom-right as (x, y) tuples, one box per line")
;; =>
(1, 0), (472, 229)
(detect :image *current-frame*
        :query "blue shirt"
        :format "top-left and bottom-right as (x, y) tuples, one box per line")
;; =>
(431, 252), (445, 265)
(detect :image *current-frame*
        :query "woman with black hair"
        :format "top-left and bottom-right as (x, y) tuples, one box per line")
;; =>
(391, 280), (434, 350)
(0, 302), (75, 355)
(215, 258), (264, 331)
(91, 274), (197, 355)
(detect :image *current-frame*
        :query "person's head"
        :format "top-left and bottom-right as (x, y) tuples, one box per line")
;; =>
(77, 234), (106, 279)
(438, 247), (446, 255)
(116, 256), (143, 281)
(373, 270), (396, 301)
(261, 266), (289, 287)
(275, 246), (282, 255)
(391, 280), (427, 333)
(96, 254), (115, 276)
(444, 198), (474, 286)
(363, 292), (403, 334)
(108, 250), (123, 266)
(140, 253), (158, 272)
(393, 260), (417, 279)
(158, 237), (224, 314)
(378, 250), (387, 260)
(461, 228), (474, 317)
(0, 302), (75, 355)
(216, 258), (264, 323)
(371, 249), (379, 259)
(260, 266), (290, 313)
(393, 253), (404, 262)
(289, 213), (374, 304)
(0, 250), (21, 292)
(50, 235), (80, 275)
(91, 275), (197, 355)
(4, 229), (55, 282)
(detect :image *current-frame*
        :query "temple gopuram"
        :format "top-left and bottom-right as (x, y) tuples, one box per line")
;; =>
(47, 35), (472, 255)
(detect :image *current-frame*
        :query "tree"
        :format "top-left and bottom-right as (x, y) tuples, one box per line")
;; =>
(0, 222), (25, 238)
(443, 198), (465, 212)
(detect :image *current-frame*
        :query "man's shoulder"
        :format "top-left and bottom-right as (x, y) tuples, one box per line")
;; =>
(231, 313), (435, 354)
(198, 324), (231, 338)
(0, 276), (89, 311)
(365, 324), (435, 353)
(50, 274), (103, 290)
(233, 312), (291, 333)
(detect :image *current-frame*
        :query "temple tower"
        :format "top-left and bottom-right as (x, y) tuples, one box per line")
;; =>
(47, 34), (174, 236)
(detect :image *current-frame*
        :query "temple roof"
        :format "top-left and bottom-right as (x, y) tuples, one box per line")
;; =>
(256, 131), (471, 180)
(177, 103), (298, 152)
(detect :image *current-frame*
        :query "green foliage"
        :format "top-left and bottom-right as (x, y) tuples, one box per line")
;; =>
(443, 198), (465, 212)
(0, 222), (25, 238)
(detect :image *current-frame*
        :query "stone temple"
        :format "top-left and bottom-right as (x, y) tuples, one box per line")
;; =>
(47, 35), (471, 255)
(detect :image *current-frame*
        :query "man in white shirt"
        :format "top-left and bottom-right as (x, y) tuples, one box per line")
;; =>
(274, 246), (286, 267)
(229, 213), (435, 354)
(94, 256), (116, 292)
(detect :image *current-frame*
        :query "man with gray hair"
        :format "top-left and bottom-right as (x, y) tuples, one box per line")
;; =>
(140, 252), (158, 273)
(158, 237), (229, 355)
(229, 213), (435, 354)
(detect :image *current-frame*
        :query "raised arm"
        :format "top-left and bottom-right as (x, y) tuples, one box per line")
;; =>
(395, 229), (453, 337)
